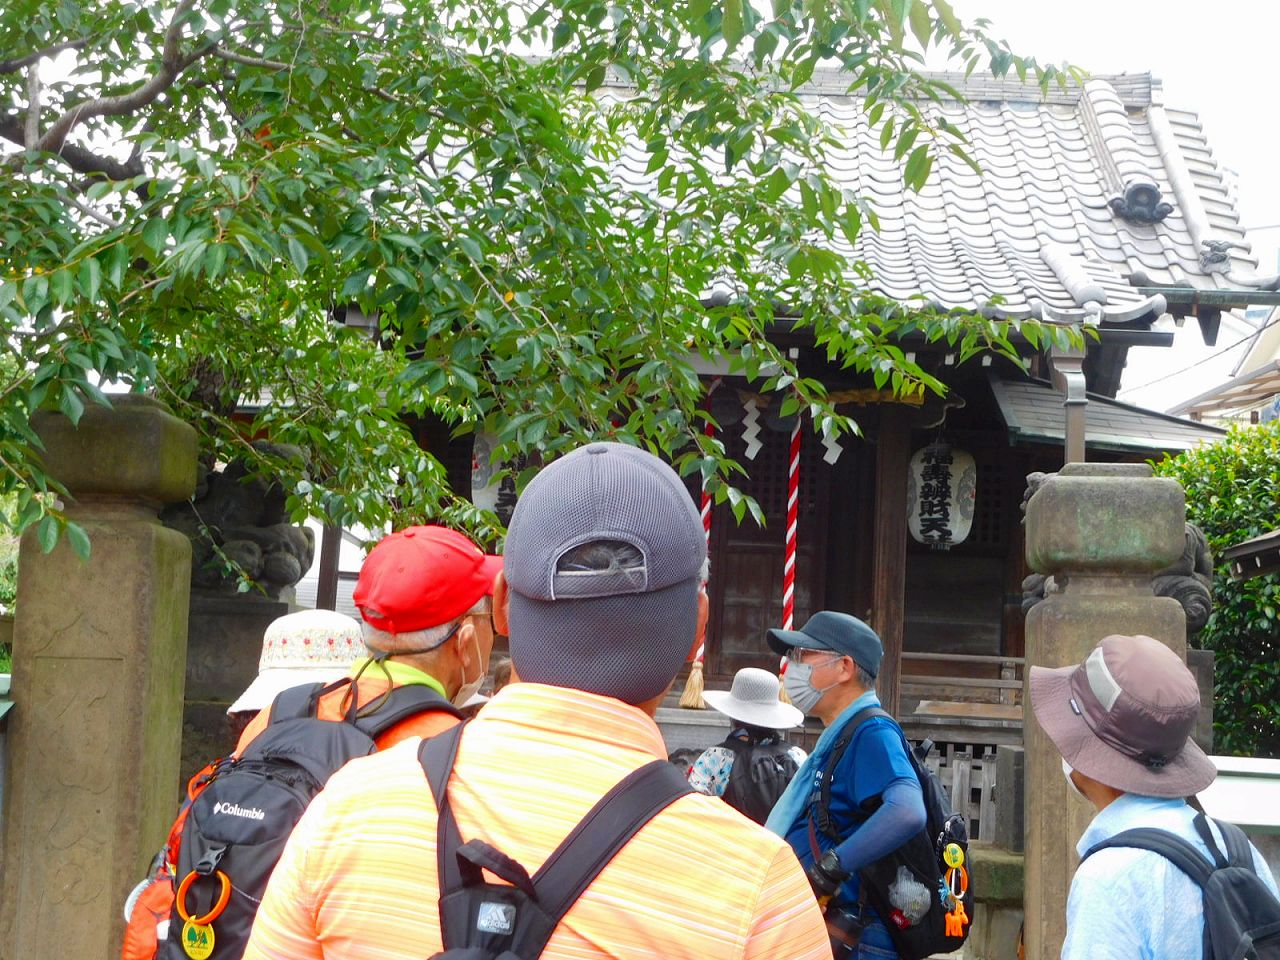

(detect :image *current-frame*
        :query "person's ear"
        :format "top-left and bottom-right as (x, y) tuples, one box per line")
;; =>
(838, 655), (856, 683)
(493, 571), (510, 636)
(455, 620), (478, 664)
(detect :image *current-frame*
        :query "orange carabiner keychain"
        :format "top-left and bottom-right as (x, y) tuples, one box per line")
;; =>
(944, 866), (970, 937)
(175, 869), (232, 926)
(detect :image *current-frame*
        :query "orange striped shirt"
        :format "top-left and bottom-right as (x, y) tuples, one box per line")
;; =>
(244, 683), (829, 960)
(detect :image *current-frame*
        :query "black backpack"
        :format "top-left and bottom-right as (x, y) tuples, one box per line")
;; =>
(813, 706), (972, 960)
(722, 734), (801, 824)
(1082, 812), (1280, 960)
(162, 679), (462, 960)
(420, 721), (693, 959)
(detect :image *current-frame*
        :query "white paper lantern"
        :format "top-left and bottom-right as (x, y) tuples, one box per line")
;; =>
(906, 443), (977, 549)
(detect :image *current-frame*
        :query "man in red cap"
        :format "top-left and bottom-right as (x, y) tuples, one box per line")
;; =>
(235, 525), (502, 751)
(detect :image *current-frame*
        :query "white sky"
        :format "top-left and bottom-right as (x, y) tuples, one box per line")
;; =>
(939, 0), (1280, 413)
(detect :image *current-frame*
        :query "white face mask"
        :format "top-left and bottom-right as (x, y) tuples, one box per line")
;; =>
(1062, 758), (1088, 802)
(782, 657), (840, 714)
(453, 635), (486, 707)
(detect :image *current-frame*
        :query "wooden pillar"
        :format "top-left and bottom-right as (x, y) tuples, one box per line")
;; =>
(872, 406), (910, 716)
(316, 524), (341, 610)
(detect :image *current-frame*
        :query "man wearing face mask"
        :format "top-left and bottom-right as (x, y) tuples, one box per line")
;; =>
(234, 525), (501, 752)
(765, 611), (926, 960)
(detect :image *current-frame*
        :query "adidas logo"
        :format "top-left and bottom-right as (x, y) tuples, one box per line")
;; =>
(212, 801), (266, 821)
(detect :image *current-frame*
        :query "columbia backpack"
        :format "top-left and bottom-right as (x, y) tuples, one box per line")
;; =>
(420, 721), (693, 959)
(813, 707), (972, 960)
(158, 679), (462, 960)
(1083, 812), (1280, 960)
(722, 735), (801, 824)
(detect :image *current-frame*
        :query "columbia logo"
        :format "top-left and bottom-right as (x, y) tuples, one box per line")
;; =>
(212, 801), (266, 821)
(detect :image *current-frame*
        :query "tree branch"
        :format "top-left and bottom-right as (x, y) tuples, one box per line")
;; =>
(25, 66), (40, 148)
(0, 38), (91, 75)
(30, 0), (212, 156)
(212, 47), (288, 71)
(0, 114), (144, 181)
(65, 194), (121, 229)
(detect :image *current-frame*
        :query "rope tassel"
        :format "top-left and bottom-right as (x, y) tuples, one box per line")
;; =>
(679, 415), (716, 710)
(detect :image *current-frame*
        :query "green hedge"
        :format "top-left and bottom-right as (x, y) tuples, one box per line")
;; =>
(1153, 422), (1280, 758)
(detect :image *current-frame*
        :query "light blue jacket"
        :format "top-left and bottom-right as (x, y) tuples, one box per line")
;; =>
(1063, 794), (1279, 960)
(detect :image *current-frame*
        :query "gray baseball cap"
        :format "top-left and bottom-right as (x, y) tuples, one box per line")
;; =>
(767, 611), (884, 679)
(504, 442), (707, 704)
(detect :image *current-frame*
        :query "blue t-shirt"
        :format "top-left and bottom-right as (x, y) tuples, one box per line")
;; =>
(783, 714), (918, 904)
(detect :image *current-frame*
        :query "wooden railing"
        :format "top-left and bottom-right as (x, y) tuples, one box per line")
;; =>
(901, 651), (1025, 705)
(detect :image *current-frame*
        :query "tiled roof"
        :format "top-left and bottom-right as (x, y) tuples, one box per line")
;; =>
(605, 70), (1273, 326)
(1167, 358), (1280, 417)
(990, 374), (1225, 452)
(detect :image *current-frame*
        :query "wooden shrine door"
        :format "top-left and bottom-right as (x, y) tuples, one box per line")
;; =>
(706, 404), (831, 679)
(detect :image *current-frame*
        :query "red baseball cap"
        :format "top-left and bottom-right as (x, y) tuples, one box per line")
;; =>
(353, 525), (503, 634)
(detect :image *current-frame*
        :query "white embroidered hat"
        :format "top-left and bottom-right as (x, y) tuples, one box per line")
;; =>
(226, 609), (364, 715)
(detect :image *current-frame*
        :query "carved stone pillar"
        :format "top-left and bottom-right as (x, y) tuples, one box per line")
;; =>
(1021, 463), (1186, 960)
(0, 396), (196, 958)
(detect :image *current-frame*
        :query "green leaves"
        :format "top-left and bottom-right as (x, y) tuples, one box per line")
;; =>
(904, 145), (932, 190)
(1154, 423), (1280, 758)
(722, 0), (745, 48)
(0, 0), (1063, 565)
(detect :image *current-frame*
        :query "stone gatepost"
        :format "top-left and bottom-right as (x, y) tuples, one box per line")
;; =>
(0, 396), (196, 958)
(1021, 463), (1186, 960)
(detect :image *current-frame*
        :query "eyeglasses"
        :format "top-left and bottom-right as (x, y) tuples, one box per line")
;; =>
(467, 609), (497, 635)
(787, 647), (841, 666)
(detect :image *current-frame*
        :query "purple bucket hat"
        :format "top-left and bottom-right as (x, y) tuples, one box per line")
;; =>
(1029, 634), (1217, 798)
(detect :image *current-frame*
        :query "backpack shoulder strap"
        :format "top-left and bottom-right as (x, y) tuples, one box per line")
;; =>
(1201, 814), (1260, 873)
(419, 721), (468, 907)
(1083, 828), (1215, 888)
(267, 682), (326, 723)
(420, 731), (691, 957)
(522, 761), (692, 952)
(355, 683), (463, 739)
(814, 706), (890, 840)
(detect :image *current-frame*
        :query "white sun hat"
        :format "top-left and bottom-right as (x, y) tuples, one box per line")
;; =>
(226, 609), (365, 715)
(702, 667), (805, 730)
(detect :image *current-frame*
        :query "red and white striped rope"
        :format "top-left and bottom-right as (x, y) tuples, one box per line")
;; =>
(700, 420), (714, 547)
(782, 414), (801, 632)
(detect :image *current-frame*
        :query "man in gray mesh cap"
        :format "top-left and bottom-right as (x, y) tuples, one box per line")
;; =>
(244, 441), (829, 960)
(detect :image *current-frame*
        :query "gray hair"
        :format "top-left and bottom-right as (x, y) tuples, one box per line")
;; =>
(854, 663), (877, 690)
(556, 539), (646, 589)
(556, 540), (709, 591)
(362, 595), (491, 654)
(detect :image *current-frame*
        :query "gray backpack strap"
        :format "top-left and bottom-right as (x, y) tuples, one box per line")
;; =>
(1201, 814), (1260, 873)
(267, 682), (327, 723)
(814, 706), (890, 840)
(528, 761), (692, 927)
(419, 729), (692, 958)
(1083, 828), (1215, 888)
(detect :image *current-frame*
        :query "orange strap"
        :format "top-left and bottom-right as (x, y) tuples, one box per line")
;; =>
(175, 870), (231, 926)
